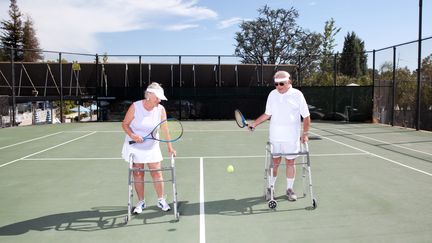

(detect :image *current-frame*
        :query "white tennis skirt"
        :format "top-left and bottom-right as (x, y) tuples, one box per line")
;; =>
(121, 139), (163, 164)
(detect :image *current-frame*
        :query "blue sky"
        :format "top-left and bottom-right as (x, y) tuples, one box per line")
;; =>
(0, 0), (431, 65)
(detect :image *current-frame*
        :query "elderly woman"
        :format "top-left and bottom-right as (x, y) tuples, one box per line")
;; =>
(121, 82), (176, 213)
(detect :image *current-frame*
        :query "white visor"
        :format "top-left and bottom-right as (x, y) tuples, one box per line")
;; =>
(147, 88), (167, 100)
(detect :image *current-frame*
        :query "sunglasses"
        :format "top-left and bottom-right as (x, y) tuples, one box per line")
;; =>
(274, 82), (286, 86)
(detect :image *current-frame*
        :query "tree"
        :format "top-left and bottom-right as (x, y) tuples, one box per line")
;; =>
(420, 54), (432, 110)
(22, 15), (43, 61)
(395, 67), (416, 110)
(293, 32), (322, 80)
(303, 18), (341, 86)
(421, 54), (432, 82)
(234, 5), (321, 71)
(0, 44), (5, 61)
(0, 0), (24, 61)
(320, 18), (341, 73)
(339, 32), (367, 78)
(378, 61), (393, 81)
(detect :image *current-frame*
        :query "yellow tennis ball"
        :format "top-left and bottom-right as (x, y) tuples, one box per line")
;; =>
(227, 165), (234, 173)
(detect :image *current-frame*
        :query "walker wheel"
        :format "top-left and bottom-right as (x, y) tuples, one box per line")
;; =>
(268, 200), (277, 209)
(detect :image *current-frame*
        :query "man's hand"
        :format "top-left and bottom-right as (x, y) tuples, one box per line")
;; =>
(301, 133), (309, 143)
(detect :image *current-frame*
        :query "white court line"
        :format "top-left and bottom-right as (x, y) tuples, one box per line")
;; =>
(185, 153), (367, 159)
(0, 132), (97, 168)
(334, 129), (432, 157)
(199, 157), (206, 243)
(21, 158), (123, 160)
(311, 131), (432, 177)
(20, 153), (368, 161)
(184, 129), (267, 132)
(62, 129), (268, 133)
(0, 132), (63, 150)
(63, 131), (119, 133)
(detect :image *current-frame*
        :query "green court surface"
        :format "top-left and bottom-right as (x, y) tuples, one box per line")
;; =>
(0, 121), (431, 243)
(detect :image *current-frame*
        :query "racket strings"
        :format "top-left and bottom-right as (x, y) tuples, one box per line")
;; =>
(166, 121), (183, 140)
(234, 110), (246, 128)
(156, 120), (183, 142)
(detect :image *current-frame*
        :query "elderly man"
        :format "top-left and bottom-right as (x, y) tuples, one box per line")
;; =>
(250, 71), (310, 201)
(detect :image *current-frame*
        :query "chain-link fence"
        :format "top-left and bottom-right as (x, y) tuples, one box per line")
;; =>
(373, 37), (432, 130)
(0, 36), (431, 130)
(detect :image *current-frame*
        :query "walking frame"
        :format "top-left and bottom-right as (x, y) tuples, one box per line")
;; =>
(125, 154), (179, 223)
(264, 141), (317, 209)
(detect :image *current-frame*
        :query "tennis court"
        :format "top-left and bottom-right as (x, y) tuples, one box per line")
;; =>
(0, 121), (431, 243)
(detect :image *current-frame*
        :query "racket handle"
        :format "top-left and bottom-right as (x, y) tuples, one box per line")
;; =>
(129, 141), (137, 145)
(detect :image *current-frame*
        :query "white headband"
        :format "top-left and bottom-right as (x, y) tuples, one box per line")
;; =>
(274, 77), (289, 82)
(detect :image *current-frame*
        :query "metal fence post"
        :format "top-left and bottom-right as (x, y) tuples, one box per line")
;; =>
(332, 53), (337, 119)
(218, 56), (221, 87)
(372, 49), (376, 124)
(391, 47), (396, 126)
(10, 47), (16, 126)
(179, 55), (182, 88)
(59, 52), (64, 123)
(416, 0), (423, 130)
(139, 55), (143, 99)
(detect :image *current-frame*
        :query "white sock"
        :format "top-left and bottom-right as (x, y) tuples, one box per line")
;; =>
(287, 178), (295, 190)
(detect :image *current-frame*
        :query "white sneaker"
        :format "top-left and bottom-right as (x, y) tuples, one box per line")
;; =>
(133, 200), (146, 214)
(286, 189), (298, 201)
(157, 198), (171, 211)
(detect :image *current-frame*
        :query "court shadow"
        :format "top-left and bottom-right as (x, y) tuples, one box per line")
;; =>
(123, 195), (312, 224)
(180, 195), (311, 217)
(0, 206), (127, 235)
(124, 196), (313, 224)
(132, 195), (312, 224)
(0, 196), (315, 234)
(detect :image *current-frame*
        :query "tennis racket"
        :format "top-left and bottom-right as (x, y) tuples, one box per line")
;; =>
(129, 118), (183, 144)
(234, 109), (251, 129)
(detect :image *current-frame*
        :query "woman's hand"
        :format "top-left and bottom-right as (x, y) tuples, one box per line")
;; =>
(130, 133), (143, 143)
(168, 146), (177, 157)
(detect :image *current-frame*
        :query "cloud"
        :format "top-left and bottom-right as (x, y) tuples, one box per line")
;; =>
(163, 0), (218, 20)
(0, 0), (217, 53)
(165, 24), (199, 31)
(218, 17), (244, 29)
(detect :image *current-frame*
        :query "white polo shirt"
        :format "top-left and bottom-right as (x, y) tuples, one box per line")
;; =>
(265, 86), (310, 143)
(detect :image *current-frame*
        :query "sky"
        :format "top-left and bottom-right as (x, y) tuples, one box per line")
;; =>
(0, 0), (431, 67)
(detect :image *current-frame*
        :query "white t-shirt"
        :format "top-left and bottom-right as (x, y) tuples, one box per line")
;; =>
(265, 87), (310, 143)
(121, 101), (164, 163)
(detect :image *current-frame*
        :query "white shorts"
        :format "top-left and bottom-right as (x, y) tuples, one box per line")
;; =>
(270, 141), (300, 160)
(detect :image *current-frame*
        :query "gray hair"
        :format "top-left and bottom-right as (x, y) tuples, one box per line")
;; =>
(273, 71), (291, 82)
(144, 82), (163, 99)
